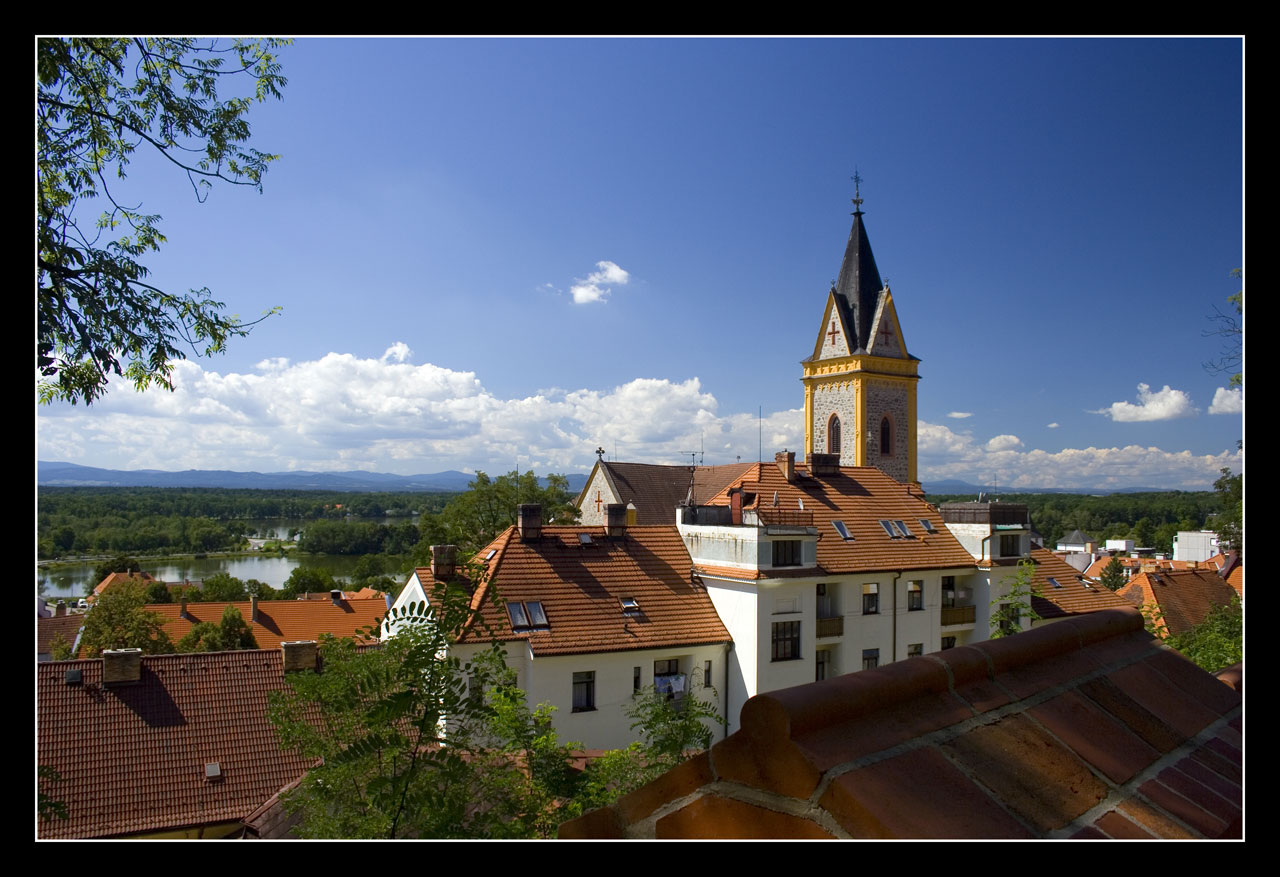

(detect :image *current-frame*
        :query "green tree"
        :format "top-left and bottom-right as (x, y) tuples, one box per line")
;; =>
(440, 470), (581, 553)
(79, 581), (173, 657)
(1099, 556), (1127, 592)
(92, 555), (142, 585)
(1164, 596), (1243, 673)
(38, 38), (286, 405)
(48, 634), (75, 662)
(145, 580), (174, 603)
(177, 605), (259, 653)
(280, 566), (338, 599)
(200, 572), (249, 602)
(989, 558), (1042, 638)
(1214, 466), (1242, 555)
(38, 766), (69, 822)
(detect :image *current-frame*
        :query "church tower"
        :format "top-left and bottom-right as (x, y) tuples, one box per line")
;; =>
(802, 187), (920, 483)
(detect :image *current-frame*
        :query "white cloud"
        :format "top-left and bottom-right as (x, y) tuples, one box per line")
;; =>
(380, 342), (412, 364)
(1046, 422), (1059, 429)
(570, 260), (630, 304)
(986, 434), (1024, 452)
(1208, 386), (1243, 415)
(947, 411), (972, 419)
(1094, 383), (1197, 422)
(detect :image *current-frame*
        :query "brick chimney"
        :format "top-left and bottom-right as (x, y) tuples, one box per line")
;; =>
(330, 589), (344, 606)
(180, 593), (190, 620)
(282, 640), (318, 673)
(518, 503), (542, 541)
(431, 544), (458, 579)
(605, 503), (627, 538)
(102, 648), (142, 684)
(730, 488), (744, 526)
(807, 452), (839, 477)
(776, 450), (795, 483)
(55, 600), (66, 617)
(251, 594), (260, 623)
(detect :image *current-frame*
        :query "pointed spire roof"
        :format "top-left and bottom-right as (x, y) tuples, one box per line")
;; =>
(832, 206), (883, 354)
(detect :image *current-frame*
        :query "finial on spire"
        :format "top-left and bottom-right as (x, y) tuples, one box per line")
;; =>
(595, 446), (605, 460)
(851, 169), (864, 212)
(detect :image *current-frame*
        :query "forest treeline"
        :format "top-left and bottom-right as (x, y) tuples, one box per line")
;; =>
(926, 491), (1228, 557)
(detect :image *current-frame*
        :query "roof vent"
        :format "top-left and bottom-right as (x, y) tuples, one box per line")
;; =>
(102, 648), (143, 685)
(205, 762), (223, 781)
(64, 668), (83, 686)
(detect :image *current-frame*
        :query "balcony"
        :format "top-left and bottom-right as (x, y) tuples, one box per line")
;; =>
(816, 615), (844, 638)
(754, 508), (815, 527)
(941, 605), (976, 626)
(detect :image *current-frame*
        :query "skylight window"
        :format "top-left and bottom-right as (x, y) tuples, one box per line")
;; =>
(484, 549), (497, 561)
(1048, 577), (1063, 589)
(507, 601), (550, 631)
(832, 520), (853, 541)
(525, 601), (548, 628)
(621, 597), (640, 615)
(879, 520), (900, 539)
(578, 533), (593, 546)
(507, 602), (530, 629)
(893, 520), (914, 539)
(919, 519), (938, 534)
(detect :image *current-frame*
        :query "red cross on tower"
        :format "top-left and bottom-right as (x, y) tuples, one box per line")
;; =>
(595, 490), (603, 514)
(877, 319), (895, 347)
(827, 320), (840, 347)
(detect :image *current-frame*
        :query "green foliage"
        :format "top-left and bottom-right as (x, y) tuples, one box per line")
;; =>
(1099, 556), (1127, 592)
(200, 572), (249, 601)
(79, 580), (172, 657)
(989, 558), (1042, 638)
(48, 633), (75, 662)
(145, 580), (174, 603)
(280, 566), (337, 599)
(92, 555), (141, 584)
(626, 680), (722, 765)
(438, 470), (581, 553)
(38, 38), (287, 405)
(1165, 596), (1243, 673)
(38, 766), (69, 822)
(1214, 467), (1242, 554)
(177, 605), (258, 653)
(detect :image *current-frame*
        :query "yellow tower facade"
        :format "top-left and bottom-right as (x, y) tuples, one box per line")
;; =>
(801, 205), (919, 483)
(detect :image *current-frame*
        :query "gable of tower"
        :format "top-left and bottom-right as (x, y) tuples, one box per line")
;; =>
(866, 290), (907, 359)
(812, 291), (852, 360)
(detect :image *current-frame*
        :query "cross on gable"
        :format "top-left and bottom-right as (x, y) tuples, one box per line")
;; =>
(877, 318), (895, 346)
(595, 490), (603, 513)
(827, 320), (840, 346)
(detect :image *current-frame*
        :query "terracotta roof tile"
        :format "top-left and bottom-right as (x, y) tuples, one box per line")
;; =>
(1029, 548), (1131, 619)
(560, 608), (1242, 839)
(37, 650), (312, 838)
(92, 571), (155, 597)
(1119, 568), (1239, 636)
(458, 525), (730, 657)
(140, 598), (385, 652)
(37, 614), (84, 656)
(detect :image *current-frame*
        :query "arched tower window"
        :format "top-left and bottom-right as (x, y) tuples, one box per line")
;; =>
(828, 415), (841, 455)
(880, 416), (893, 457)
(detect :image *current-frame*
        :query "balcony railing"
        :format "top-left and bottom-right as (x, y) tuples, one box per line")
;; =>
(941, 605), (976, 626)
(754, 508), (815, 527)
(816, 615), (843, 638)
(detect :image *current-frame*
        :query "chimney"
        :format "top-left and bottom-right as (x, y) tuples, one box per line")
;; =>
(330, 589), (343, 606)
(102, 648), (143, 685)
(806, 452), (840, 477)
(730, 488), (743, 526)
(281, 640), (319, 673)
(180, 593), (190, 620)
(251, 594), (260, 623)
(518, 503), (543, 541)
(605, 503), (627, 538)
(626, 502), (637, 525)
(431, 544), (458, 579)
(775, 450), (795, 483)
(55, 600), (66, 617)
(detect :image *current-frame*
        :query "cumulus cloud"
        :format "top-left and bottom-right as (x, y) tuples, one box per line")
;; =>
(947, 411), (972, 419)
(1208, 386), (1243, 415)
(1094, 383), (1197, 422)
(1047, 422), (1059, 429)
(986, 434), (1024, 451)
(569, 260), (630, 304)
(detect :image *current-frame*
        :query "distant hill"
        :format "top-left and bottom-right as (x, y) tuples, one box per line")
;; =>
(923, 478), (1179, 497)
(38, 461), (590, 494)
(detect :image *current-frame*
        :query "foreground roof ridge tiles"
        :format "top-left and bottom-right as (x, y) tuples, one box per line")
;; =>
(560, 608), (1242, 839)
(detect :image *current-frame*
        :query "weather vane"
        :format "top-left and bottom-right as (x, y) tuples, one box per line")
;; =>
(851, 169), (864, 211)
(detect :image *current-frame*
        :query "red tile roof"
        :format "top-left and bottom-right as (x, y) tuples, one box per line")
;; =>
(703, 463), (976, 575)
(560, 608), (1242, 839)
(1118, 568), (1240, 637)
(1029, 548), (1132, 619)
(37, 614), (84, 657)
(587, 461), (757, 525)
(1083, 554), (1230, 580)
(92, 571), (155, 597)
(37, 649), (313, 838)
(456, 525), (731, 657)
(143, 598), (385, 652)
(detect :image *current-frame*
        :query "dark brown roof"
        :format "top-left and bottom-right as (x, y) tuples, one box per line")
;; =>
(1119, 568), (1240, 637)
(1030, 548), (1132, 619)
(593, 461), (755, 525)
(37, 650), (313, 838)
(458, 525), (730, 657)
(37, 614), (84, 657)
(560, 608), (1242, 839)
(704, 463), (976, 575)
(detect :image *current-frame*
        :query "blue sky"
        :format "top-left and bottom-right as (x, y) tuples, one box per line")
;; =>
(38, 37), (1244, 490)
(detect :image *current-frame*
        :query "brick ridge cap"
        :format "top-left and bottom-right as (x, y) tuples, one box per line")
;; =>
(627, 778), (851, 839)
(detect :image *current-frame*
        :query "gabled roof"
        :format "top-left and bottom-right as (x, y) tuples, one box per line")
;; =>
(141, 598), (386, 652)
(1119, 568), (1240, 637)
(560, 608), (1242, 839)
(584, 461), (756, 525)
(1057, 529), (1095, 546)
(457, 525), (730, 657)
(92, 571), (155, 597)
(37, 649), (313, 838)
(1029, 548), (1132, 619)
(700, 462), (975, 575)
(37, 613), (84, 657)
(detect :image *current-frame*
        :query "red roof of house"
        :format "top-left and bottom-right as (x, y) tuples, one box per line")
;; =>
(455, 525), (731, 657)
(37, 613), (84, 657)
(1029, 548), (1132, 619)
(37, 649), (313, 838)
(1082, 554), (1230, 580)
(560, 608), (1242, 839)
(583, 461), (757, 525)
(143, 598), (386, 651)
(91, 571), (155, 597)
(702, 462), (976, 575)
(1119, 568), (1240, 637)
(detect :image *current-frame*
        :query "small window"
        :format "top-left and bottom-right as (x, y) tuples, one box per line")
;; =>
(893, 520), (913, 539)
(525, 601), (549, 627)
(484, 549), (497, 561)
(771, 621), (801, 661)
(907, 580), (923, 611)
(880, 417), (893, 456)
(578, 533), (593, 546)
(633, 666), (641, 693)
(828, 414), (842, 455)
(507, 602), (530, 629)
(907, 643), (923, 657)
(572, 671), (595, 712)
(862, 648), (879, 670)
(1048, 577), (1063, 589)
(815, 648), (831, 682)
(879, 520), (900, 539)
(942, 575), (956, 608)
(772, 540), (802, 567)
(919, 519), (938, 534)
(941, 636), (957, 650)
(1000, 534), (1021, 557)
(703, 660), (712, 687)
(862, 582), (879, 615)
(654, 659), (679, 676)
(621, 597), (640, 615)
(832, 520), (853, 541)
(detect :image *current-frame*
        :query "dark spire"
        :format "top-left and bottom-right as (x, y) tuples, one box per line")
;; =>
(831, 173), (883, 353)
